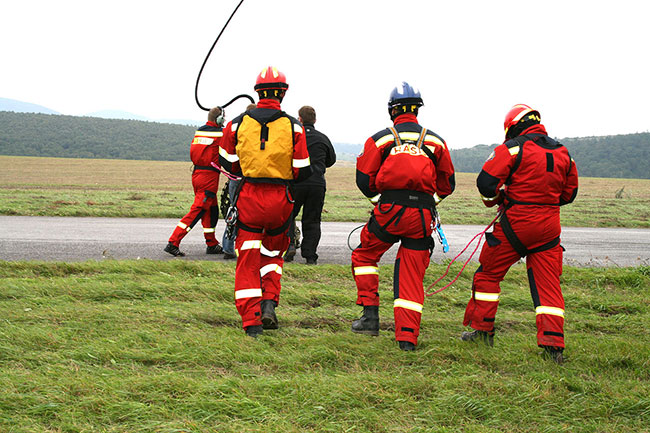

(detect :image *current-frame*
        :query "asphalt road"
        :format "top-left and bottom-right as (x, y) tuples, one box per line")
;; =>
(1, 216), (648, 267)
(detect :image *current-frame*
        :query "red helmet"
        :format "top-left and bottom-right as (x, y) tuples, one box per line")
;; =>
(254, 66), (289, 99)
(504, 104), (540, 137)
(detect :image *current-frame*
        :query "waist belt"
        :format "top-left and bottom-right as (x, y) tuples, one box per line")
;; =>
(379, 189), (435, 208)
(500, 211), (560, 257)
(194, 165), (218, 172)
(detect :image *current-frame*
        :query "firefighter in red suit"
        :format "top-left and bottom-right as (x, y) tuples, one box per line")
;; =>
(165, 107), (225, 257)
(219, 66), (312, 338)
(351, 82), (456, 351)
(461, 104), (579, 363)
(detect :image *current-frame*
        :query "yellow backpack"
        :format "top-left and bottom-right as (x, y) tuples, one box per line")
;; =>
(235, 111), (295, 180)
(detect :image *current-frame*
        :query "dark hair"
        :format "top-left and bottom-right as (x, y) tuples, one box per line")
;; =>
(298, 106), (316, 124)
(208, 107), (222, 123)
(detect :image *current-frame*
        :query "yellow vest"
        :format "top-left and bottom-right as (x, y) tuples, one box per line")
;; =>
(236, 112), (294, 180)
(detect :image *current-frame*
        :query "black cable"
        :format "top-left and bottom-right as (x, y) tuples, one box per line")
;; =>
(347, 225), (365, 251)
(194, 0), (255, 111)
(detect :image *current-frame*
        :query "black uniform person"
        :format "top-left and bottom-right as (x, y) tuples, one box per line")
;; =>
(285, 106), (336, 264)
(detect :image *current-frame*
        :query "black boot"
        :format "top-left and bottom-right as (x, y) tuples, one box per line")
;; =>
(460, 329), (495, 347)
(351, 305), (379, 336)
(284, 244), (296, 262)
(245, 325), (263, 338)
(206, 244), (224, 254)
(398, 341), (416, 351)
(261, 300), (279, 329)
(164, 242), (185, 257)
(542, 345), (564, 364)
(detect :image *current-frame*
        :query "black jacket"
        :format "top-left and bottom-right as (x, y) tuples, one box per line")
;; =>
(297, 123), (336, 189)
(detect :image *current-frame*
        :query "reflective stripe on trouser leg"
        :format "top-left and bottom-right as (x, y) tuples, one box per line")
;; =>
(234, 229), (263, 328)
(259, 232), (290, 304)
(527, 244), (565, 348)
(351, 223), (393, 306)
(202, 203), (219, 246)
(463, 224), (521, 331)
(393, 245), (429, 345)
(169, 189), (210, 245)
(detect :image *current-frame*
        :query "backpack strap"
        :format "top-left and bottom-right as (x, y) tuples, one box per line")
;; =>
(244, 110), (289, 150)
(381, 126), (436, 164)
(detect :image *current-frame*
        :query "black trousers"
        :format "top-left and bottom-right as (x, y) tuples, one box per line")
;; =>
(289, 185), (325, 260)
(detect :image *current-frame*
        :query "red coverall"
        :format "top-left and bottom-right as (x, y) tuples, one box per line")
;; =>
(353, 113), (456, 346)
(168, 122), (222, 248)
(463, 123), (579, 348)
(219, 99), (311, 330)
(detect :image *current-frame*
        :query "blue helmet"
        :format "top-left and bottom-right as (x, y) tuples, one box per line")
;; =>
(388, 81), (424, 108)
(388, 82), (423, 118)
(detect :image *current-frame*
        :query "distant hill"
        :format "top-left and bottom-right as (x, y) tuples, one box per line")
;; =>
(0, 111), (647, 179)
(0, 111), (195, 161)
(0, 97), (199, 126)
(451, 133), (650, 179)
(0, 97), (59, 115)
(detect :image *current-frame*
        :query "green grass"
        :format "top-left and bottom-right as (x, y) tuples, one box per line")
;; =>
(1, 260), (648, 432)
(2, 156), (650, 227)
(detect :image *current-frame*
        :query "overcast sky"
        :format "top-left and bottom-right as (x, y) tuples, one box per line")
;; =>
(2, 0), (649, 148)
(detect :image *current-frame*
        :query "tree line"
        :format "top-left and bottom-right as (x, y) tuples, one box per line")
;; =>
(1, 111), (648, 179)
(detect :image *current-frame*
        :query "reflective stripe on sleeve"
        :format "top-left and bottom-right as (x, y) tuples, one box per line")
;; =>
(394, 298), (423, 313)
(203, 228), (215, 234)
(374, 134), (393, 147)
(354, 266), (379, 276)
(196, 130), (223, 138)
(536, 306), (565, 317)
(219, 146), (239, 163)
(424, 134), (445, 148)
(240, 240), (262, 251)
(508, 146), (520, 156)
(235, 288), (262, 300)
(294, 124), (303, 134)
(260, 264), (282, 277)
(177, 222), (188, 230)
(292, 157), (310, 168)
(474, 291), (500, 302)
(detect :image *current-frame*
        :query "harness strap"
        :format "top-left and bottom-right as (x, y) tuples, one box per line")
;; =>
(194, 165), (219, 172)
(379, 189), (436, 208)
(401, 236), (434, 251)
(368, 216), (399, 244)
(236, 220), (263, 233)
(500, 211), (560, 257)
(266, 216), (292, 236)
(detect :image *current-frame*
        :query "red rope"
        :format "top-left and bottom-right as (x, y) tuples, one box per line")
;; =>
(210, 162), (242, 181)
(425, 211), (501, 296)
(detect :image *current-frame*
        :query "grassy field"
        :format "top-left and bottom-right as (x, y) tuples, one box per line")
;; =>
(1, 260), (648, 432)
(1, 156), (649, 227)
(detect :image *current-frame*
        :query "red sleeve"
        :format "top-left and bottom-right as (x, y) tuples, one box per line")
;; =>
(434, 142), (456, 198)
(482, 144), (516, 183)
(218, 120), (241, 175)
(355, 136), (383, 197)
(561, 157), (579, 205)
(292, 122), (312, 182)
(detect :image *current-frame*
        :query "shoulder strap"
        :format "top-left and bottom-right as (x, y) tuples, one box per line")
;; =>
(417, 127), (437, 164)
(504, 134), (528, 186)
